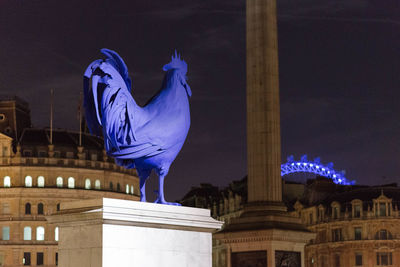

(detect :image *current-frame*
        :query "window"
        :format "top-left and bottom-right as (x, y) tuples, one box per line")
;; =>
(332, 228), (342, 242)
(25, 203), (31, 215)
(380, 230), (388, 240)
(0, 114), (5, 121)
(109, 182), (113, 190)
(380, 203), (387, 216)
(37, 176), (45, 187)
(3, 176), (10, 187)
(85, 179), (91, 189)
(117, 183), (121, 192)
(95, 180), (101, 189)
(56, 203), (60, 211)
(66, 151), (74, 158)
(354, 205), (361, 218)
(25, 176), (32, 187)
(320, 255), (326, 267)
(130, 185), (134, 194)
(2, 226), (10, 240)
(37, 252), (44, 265)
(126, 184), (129, 194)
(55, 227), (59, 241)
(38, 203), (44, 215)
(355, 253), (363, 266)
(309, 213), (313, 224)
(2, 203), (10, 214)
(23, 150), (32, 157)
(38, 151), (47, 158)
(67, 177), (75, 188)
(23, 227), (32, 240)
(377, 252), (392, 265)
(355, 227), (362, 240)
(56, 177), (63, 188)
(317, 230), (326, 243)
(334, 254), (340, 267)
(23, 252), (31, 265)
(376, 229), (392, 240)
(333, 207), (338, 219)
(36, 226), (45, 241)
(91, 154), (97, 161)
(55, 253), (58, 266)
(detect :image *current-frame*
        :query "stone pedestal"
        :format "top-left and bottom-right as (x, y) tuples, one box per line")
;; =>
(215, 212), (315, 267)
(47, 198), (223, 267)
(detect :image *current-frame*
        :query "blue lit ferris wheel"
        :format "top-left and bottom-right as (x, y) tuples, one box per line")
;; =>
(281, 155), (355, 185)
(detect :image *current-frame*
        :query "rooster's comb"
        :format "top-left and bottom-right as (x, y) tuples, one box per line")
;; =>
(162, 50), (187, 75)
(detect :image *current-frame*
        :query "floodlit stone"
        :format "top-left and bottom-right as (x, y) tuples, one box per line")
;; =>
(48, 198), (223, 267)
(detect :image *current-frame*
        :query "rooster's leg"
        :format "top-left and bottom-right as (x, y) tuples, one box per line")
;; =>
(139, 177), (147, 202)
(155, 166), (181, 206)
(138, 170), (151, 202)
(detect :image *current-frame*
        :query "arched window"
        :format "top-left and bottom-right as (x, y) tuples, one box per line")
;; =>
(375, 229), (392, 240)
(56, 177), (63, 188)
(37, 176), (45, 188)
(126, 184), (129, 194)
(95, 180), (101, 190)
(117, 183), (121, 192)
(36, 226), (45, 241)
(23, 226), (32, 240)
(3, 176), (10, 187)
(130, 185), (134, 195)
(25, 176), (32, 187)
(67, 177), (75, 189)
(85, 179), (91, 189)
(55, 227), (59, 241)
(25, 203), (31, 215)
(38, 203), (44, 215)
(109, 182), (113, 191)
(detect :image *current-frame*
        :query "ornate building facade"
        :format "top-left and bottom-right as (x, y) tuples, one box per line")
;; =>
(181, 176), (400, 267)
(0, 97), (139, 266)
(294, 182), (400, 267)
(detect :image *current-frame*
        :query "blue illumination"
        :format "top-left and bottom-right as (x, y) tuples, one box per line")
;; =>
(83, 49), (191, 205)
(281, 154), (355, 185)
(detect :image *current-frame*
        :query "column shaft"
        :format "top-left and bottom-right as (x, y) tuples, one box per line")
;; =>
(246, 0), (282, 203)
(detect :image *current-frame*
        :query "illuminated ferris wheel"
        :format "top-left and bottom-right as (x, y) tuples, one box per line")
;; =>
(281, 154), (355, 185)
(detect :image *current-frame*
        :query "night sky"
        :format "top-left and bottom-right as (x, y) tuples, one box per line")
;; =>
(0, 0), (399, 201)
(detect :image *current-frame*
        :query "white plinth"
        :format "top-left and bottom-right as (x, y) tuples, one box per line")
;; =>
(47, 198), (223, 267)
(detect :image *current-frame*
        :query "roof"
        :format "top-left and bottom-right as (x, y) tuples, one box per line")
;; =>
(19, 128), (104, 150)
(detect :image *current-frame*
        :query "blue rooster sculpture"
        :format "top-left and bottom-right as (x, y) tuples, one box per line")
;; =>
(83, 49), (191, 205)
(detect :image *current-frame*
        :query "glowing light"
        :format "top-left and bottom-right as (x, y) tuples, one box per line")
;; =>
(281, 154), (355, 185)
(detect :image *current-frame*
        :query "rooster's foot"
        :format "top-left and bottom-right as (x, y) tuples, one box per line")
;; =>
(154, 197), (181, 206)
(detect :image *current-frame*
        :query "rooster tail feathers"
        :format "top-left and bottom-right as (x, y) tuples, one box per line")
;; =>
(162, 50), (187, 76)
(83, 59), (103, 136)
(100, 48), (132, 91)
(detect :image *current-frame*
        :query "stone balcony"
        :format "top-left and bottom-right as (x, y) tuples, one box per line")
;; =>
(0, 156), (137, 176)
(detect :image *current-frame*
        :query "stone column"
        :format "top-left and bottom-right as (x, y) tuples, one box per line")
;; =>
(214, 2), (316, 265)
(246, 0), (282, 203)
